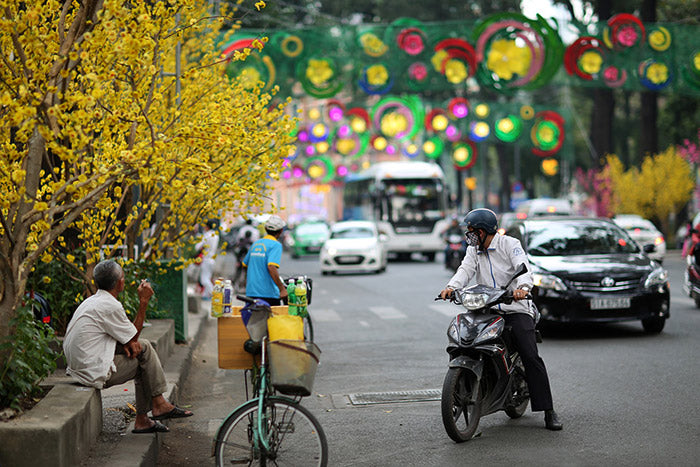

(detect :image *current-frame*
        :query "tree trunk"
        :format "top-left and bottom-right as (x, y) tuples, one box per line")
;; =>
(495, 143), (511, 211)
(590, 89), (614, 166)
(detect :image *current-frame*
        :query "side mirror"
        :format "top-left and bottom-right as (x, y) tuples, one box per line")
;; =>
(643, 244), (656, 253)
(503, 263), (529, 289)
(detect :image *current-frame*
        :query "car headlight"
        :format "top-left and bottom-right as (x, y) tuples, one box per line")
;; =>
(474, 318), (504, 345)
(287, 237), (296, 247)
(532, 273), (567, 292)
(326, 247), (337, 255)
(460, 292), (489, 310)
(644, 267), (668, 288)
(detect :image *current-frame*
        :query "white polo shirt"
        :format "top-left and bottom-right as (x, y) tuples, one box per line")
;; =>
(447, 234), (535, 317)
(63, 290), (137, 388)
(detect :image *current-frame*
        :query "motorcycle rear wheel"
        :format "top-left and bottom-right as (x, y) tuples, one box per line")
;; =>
(505, 358), (529, 419)
(441, 367), (481, 442)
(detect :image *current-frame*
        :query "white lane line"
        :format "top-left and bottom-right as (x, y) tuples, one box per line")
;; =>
(368, 306), (407, 319)
(310, 308), (341, 322)
(429, 304), (458, 317)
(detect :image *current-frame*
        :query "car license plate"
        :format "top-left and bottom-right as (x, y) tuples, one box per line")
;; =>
(307, 246), (320, 253)
(336, 255), (361, 264)
(590, 297), (631, 310)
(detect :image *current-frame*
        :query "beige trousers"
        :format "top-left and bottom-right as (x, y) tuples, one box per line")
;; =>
(104, 339), (168, 415)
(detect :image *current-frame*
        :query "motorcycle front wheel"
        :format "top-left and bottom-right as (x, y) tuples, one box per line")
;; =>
(441, 367), (481, 442)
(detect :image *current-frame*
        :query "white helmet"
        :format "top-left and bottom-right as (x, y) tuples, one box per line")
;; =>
(265, 215), (286, 232)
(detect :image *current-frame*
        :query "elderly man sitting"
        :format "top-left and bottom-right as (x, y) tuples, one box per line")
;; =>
(63, 260), (193, 433)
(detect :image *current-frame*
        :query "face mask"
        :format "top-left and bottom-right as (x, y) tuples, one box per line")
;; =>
(465, 230), (481, 247)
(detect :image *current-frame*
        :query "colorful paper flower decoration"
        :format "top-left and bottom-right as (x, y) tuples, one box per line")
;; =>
(222, 37), (276, 91)
(603, 65), (627, 88)
(531, 111), (565, 157)
(347, 107), (370, 133)
(306, 156), (335, 183)
(432, 38), (477, 84)
(280, 35), (304, 57)
(681, 51), (700, 90)
(452, 141), (477, 170)
(474, 13), (563, 91)
(520, 105), (535, 120)
(359, 64), (394, 95)
(372, 96), (423, 140)
(359, 32), (388, 57)
(309, 123), (328, 142)
(494, 115), (522, 142)
(541, 158), (559, 176)
(470, 121), (490, 142)
(397, 27), (426, 55)
(371, 135), (388, 151)
(448, 97), (469, 119)
(639, 59), (672, 90)
(423, 137), (444, 159)
(648, 26), (672, 52)
(604, 13), (645, 50)
(474, 103), (490, 118)
(564, 37), (606, 81)
(424, 108), (448, 132)
(409, 63), (428, 82)
(326, 100), (345, 122)
(402, 143), (420, 158)
(297, 57), (342, 98)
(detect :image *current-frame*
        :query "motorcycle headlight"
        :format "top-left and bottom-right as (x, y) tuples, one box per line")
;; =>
(644, 267), (668, 288)
(533, 273), (567, 292)
(474, 318), (504, 345)
(460, 292), (489, 310)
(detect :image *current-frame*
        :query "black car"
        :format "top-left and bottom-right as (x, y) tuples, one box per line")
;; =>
(506, 217), (670, 333)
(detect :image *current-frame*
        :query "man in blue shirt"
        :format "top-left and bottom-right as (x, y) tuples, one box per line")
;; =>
(242, 215), (288, 305)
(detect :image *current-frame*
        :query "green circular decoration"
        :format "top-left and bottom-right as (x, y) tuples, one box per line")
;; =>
(494, 115), (522, 142)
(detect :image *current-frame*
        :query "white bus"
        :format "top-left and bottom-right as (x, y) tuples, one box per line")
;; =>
(342, 161), (449, 261)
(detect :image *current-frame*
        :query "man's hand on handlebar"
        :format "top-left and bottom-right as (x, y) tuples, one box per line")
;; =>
(439, 288), (454, 300)
(512, 288), (530, 301)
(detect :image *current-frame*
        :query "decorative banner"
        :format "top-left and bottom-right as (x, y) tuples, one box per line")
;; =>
(452, 140), (478, 171)
(531, 110), (565, 157)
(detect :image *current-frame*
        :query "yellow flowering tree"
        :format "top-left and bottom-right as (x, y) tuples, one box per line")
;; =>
(0, 0), (294, 347)
(605, 147), (694, 234)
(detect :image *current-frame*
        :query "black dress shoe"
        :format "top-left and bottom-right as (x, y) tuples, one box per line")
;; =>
(544, 409), (563, 430)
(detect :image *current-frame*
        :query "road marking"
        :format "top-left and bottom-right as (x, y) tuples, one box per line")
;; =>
(369, 306), (407, 319)
(310, 308), (341, 322)
(429, 304), (458, 317)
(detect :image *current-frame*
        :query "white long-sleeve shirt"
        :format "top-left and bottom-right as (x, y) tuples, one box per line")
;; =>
(446, 234), (535, 317)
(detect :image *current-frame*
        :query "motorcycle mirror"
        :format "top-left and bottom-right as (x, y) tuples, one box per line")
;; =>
(502, 263), (528, 290)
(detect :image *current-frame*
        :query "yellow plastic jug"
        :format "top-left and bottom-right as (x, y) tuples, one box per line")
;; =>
(267, 314), (304, 341)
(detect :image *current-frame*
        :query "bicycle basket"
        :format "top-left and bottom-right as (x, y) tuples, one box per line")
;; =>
(268, 340), (321, 397)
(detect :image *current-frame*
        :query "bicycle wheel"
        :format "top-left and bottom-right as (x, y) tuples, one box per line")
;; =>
(215, 397), (328, 467)
(303, 315), (314, 342)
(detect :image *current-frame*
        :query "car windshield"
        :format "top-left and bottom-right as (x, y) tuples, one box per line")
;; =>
(296, 223), (328, 235)
(331, 226), (374, 239)
(526, 221), (640, 256)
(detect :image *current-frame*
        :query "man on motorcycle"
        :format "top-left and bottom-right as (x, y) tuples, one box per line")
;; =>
(439, 208), (563, 431)
(441, 216), (465, 269)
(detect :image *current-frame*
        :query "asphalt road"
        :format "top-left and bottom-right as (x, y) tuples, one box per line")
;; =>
(158, 250), (700, 466)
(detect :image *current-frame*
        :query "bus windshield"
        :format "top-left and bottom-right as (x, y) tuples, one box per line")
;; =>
(379, 178), (443, 232)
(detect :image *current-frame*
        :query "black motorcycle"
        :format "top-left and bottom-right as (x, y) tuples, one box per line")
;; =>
(684, 242), (700, 308)
(444, 233), (466, 273)
(437, 263), (537, 442)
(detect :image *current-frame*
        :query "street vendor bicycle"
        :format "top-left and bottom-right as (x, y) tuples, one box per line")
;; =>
(213, 295), (327, 466)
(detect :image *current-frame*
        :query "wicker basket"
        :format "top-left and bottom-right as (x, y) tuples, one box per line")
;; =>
(268, 340), (321, 397)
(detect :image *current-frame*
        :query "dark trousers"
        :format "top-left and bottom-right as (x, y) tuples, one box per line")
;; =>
(505, 313), (554, 412)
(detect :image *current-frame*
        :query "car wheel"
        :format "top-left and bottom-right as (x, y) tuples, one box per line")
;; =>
(641, 317), (665, 334)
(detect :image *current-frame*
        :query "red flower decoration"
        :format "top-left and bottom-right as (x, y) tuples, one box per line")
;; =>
(409, 62), (428, 81)
(617, 25), (638, 47)
(397, 28), (426, 56)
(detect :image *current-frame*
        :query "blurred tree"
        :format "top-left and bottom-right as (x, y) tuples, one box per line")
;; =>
(605, 148), (693, 234)
(0, 0), (295, 354)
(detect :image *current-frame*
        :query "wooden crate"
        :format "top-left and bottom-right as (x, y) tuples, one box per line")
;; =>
(217, 305), (288, 370)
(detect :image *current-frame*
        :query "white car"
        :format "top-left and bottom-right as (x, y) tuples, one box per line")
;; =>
(320, 221), (388, 275)
(613, 214), (666, 263)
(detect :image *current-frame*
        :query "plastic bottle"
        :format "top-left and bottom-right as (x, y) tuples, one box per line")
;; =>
(222, 280), (233, 315)
(294, 277), (307, 316)
(211, 279), (224, 317)
(287, 279), (297, 315)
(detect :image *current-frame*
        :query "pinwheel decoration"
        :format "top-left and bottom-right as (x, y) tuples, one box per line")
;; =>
(603, 13), (645, 50)
(372, 96), (424, 140)
(431, 38), (477, 84)
(452, 141), (478, 171)
(297, 57), (343, 98)
(222, 37), (276, 91)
